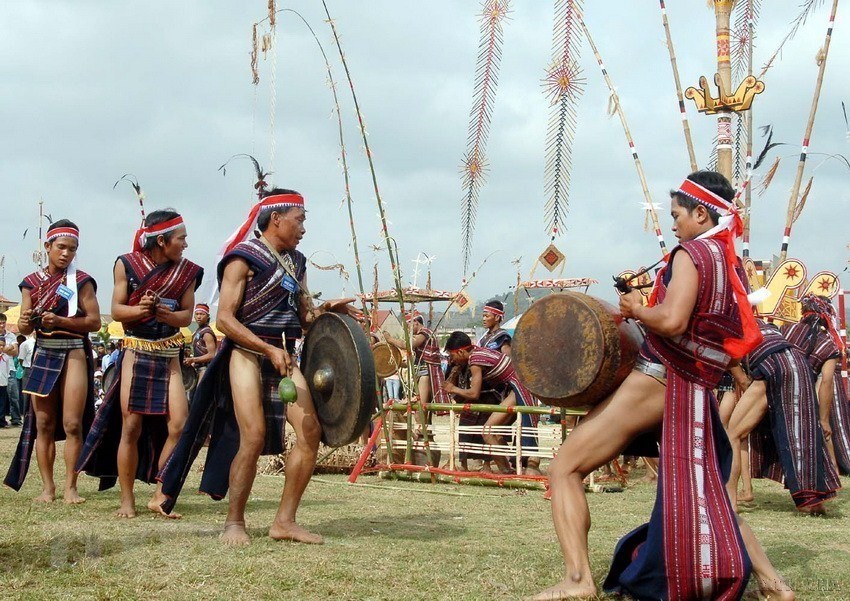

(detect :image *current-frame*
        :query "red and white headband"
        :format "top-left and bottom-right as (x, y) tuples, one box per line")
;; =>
(46, 226), (79, 243)
(483, 305), (504, 317)
(219, 193), (305, 257)
(194, 303), (210, 315)
(133, 216), (185, 252)
(677, 178), (743, 237)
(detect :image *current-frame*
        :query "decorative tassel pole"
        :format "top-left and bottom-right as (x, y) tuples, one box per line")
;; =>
(542, 0), (584, 240)
(459, 0), (511, 274)
(577, 11), (668, 259)
(734, 0), (759, 256)
(778, 0), (839, 263)
(658, 0), (698, 172)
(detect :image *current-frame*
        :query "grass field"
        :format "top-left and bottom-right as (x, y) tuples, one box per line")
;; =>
(1, 428), (849, 600)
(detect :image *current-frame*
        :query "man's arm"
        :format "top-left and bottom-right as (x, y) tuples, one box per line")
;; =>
(818, 358), (837, 437)
(218, 258), (292, 375)
(621, 251), (699, 338)
(17, 289), (35, 336)
(154, 284), (195, 329)
(500, 341), (511, 356)
(189, 332), (218, 366)
(111, 261), (155, 323)
(443, 365), (483, 401)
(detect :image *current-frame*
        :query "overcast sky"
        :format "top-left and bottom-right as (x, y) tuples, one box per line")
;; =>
(1, 1), (848, 314)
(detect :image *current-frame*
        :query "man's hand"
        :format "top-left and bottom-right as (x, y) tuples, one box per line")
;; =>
(19, 309), (33, 330)
(267, 346), (293, 377)
(821, 420), (833, 440)
(320, 298), (364, 321)
(441, 380), (455, 394)
(41, 312), (59, 330)
(618, 290), (644, 319)
(154, 303), (175, 325)
(138, 294), (157, 318)
(183, 357), (194, 367)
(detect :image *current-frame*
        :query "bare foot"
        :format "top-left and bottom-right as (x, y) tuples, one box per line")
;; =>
(738, 491), (755, 503)
(116, 501), (137, 518)
(147, 496), (182, 519)
(269, 520), (324, 544)
(531, 577), (597, 600)
(63, 488), (86, 504)
(221, 521), (251, 546)
(757, 576), (795, 601)
(33, 489), (56, 503)
(525, 465), (543, 477)
(797, 502), (826, 516)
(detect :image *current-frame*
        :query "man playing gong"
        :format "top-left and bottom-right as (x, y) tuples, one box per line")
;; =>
(384, 314), (449, 405)
(159, 186), (357, 546)
(536, 171), (793, 601)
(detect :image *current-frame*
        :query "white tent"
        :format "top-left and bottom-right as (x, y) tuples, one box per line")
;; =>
(502, 313), (522, 336)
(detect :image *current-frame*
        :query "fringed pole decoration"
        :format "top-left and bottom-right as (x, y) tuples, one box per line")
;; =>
(459, 0), (511, 274)
(542, 0), (585, 240)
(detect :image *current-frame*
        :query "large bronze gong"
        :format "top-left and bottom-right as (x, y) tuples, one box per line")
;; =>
(300, 312), (377, 447)
(512, 292), (644, 407)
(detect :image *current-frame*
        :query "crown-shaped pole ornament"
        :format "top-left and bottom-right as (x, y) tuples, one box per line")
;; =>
(685, 73), (765, 115)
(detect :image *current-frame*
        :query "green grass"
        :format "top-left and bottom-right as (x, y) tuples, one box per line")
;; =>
(0, 428), (849, 600)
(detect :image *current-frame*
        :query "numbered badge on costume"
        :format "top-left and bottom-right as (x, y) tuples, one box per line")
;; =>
(57, 284), (75, 301)
(159, 298), (178, 311)
(281, 274), (299, 307)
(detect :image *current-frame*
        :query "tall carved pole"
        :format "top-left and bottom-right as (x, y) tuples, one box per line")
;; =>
(714, 0), (735, 181)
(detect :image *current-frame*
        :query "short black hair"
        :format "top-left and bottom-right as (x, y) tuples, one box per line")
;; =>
(16, 335), (26, 344)
(412, 315), (424, 325)
(143, 209), (182, 250)
(670, 170), (734, 226)
(484, 299), (504, 320)
(48, 219), (79, 232)
(0, 313), (6, 322)
(257, 188), (302, 232)
(445, 330), (472, 351)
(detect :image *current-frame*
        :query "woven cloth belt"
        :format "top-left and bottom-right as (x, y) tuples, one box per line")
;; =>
(634, 355), (667, 384)
(36, 338), (85, 350)
(123, 333), (183, 358)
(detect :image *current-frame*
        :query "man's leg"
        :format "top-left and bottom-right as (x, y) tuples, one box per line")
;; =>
(59, 349), (89, 504)
(534, 371), (666, 600)
(0, 386), (9, 426)
(148, 356), (187, 518)
(270, 365), (323, 544)
(31, 390), (59, 502)
(222, 348), (267, 545)
(738, 518), (795, 600)
(481, 393), (517, 474)
(719, 387), (738, 428)
(117, 351), (143, 518)
(725, 381), (767, 511)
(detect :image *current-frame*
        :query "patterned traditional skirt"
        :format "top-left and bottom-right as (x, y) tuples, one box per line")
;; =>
(23, 338), (85, 398)
(749, 348), (841, 507)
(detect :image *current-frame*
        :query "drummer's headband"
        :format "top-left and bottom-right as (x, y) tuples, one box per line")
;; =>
(676, 178), (743, 237)
(133, 216), (185, 252)
(46, 226), (79, 243)
(483, 305), (504, 317)
(448, 344), (473, 352)
(220, 193), (305, 257)
(194, 303), (210, 315)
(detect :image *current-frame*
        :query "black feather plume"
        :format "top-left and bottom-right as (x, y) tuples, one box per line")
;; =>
(218, 154), (270, 196)
(752, 124), (789, 170)
(45, 214), (53, 224)
(112, 173), (142, 197)
(842, 101), (849, 135)
(22, 228), (29, 240)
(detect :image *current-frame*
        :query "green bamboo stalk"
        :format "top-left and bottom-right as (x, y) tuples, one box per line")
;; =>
(385, 402), (588, 417)
(321, 2), (436, 474)
(380, 470), (548, 491)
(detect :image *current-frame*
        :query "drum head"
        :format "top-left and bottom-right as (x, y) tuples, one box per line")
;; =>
(300, 313), (377, 447)
(513, 292), (643, 407)
(103, 363), (118, 396)
(372, 342), (403, 378)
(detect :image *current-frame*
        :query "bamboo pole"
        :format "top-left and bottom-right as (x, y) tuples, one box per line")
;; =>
(381, 469), (548, 491)
(384, 401), (587, 417)
(577, 11), (668, 259)
(839, 289), (849, 396)
(778, 0), (839, 262)
(658, 0), (698, 172)
(714, 1), (735, 182)
(321, 2), (437, 475)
